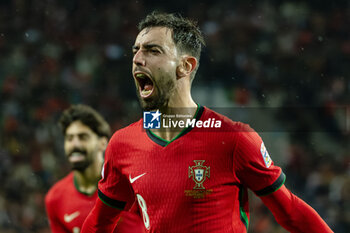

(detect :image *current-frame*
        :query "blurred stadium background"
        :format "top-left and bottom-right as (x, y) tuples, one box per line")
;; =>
(0, 0), (349, 232)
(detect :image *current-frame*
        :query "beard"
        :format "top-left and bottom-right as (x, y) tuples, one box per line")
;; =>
(71, 160), (91, 172)
(136, 75), (176, 111)
(67, 148), (92, 172)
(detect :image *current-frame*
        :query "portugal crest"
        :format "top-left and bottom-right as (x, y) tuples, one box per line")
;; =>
(188, 160), (210, 189)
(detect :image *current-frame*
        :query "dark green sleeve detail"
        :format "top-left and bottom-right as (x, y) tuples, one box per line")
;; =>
(255, 172), (286, 196)
(98, 189), (126, 210)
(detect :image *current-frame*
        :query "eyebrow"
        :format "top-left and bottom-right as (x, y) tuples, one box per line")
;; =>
(132, 44), (165, 52)
(65, 132), (90, 137)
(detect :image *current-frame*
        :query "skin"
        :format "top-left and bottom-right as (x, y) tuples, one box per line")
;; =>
(132, 27), (198, 141)
(64, 120), (107, 194)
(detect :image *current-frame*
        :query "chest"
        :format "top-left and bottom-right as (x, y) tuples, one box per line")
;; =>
(120, 135), (238, 208)
(58, 192), (97, 232)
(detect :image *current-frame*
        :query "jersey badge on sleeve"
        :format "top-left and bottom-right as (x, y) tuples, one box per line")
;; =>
(260, 142), (272, 168)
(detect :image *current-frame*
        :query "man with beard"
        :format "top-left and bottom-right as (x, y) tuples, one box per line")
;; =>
(81, 12), (333, 233)
(45, 104), (144, 233)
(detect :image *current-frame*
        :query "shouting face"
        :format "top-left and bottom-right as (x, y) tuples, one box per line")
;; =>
(132, 27), (180, 111)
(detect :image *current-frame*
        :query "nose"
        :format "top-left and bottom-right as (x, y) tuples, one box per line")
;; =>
(70, 136), (82, 148)
(133, 50), (146, 66)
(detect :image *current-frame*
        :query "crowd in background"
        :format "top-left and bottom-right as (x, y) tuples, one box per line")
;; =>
(0, 0), (349, 232)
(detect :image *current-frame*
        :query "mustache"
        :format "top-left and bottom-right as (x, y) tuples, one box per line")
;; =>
(133, 67), (151, 76)
(68, 148), (87, 157)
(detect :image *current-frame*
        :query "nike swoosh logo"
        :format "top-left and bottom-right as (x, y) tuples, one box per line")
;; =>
(129, 173), (146, 183)
(64, 211), (80, 223)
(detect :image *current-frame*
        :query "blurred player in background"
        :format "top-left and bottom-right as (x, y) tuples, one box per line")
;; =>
(45, 104), (144, 233)
(82, 12), (333, 232)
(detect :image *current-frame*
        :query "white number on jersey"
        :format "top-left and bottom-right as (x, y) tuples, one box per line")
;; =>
(136, 194), (150, 230)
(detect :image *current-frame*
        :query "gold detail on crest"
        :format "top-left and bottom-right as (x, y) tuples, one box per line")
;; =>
(188, 160), (210, 189)
(184, 189), (213, 199)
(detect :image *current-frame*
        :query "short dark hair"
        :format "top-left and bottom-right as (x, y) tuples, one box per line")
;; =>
(138, 11), (205, 80)
(59, 104), (111, 138)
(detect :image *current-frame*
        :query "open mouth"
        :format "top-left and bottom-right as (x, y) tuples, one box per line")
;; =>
(135, 72), (154, 98)
(69, 151), (86, 163)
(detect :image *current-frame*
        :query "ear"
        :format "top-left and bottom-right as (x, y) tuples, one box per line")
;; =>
(99, 137), (108, 151)
(176, 56), (197, 80)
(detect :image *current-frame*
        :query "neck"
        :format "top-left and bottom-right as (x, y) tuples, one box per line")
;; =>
(164, 83), (197, 109)
(149, 78), (199, 141)
(152, 92), (198, 141)
(73, 158), (102, 195)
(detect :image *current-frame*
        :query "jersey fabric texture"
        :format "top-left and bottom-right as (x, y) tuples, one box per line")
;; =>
(45, 172), (98, 233)
(45, 172), (138, 233)
(98, 106), (285, 233)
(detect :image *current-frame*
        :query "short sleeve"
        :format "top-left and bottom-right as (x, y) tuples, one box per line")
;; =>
(233, 125), (285, 196)
(98, 140), (134, 210)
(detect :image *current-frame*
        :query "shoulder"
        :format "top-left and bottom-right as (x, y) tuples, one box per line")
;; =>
(105, 119), (143, 160)
(45, 172), (74, 205)
(109, 119), (143, 144)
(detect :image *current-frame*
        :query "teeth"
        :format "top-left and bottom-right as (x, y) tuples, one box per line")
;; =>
(71, 152), (84, 156)
(141, 89), (152, 96)
(136, 73), (147, 78)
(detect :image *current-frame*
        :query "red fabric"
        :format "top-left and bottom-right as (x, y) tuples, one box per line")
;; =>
(260, 185), (333, 233)
(114, 210), (146, 233)
(92, 106), (330, 232)
(81, 198), (145, 233)
(233, 124), (283, 192)
(81, 198), (121, 233)
(98, 106), (283, 232)
(45, 172), (98, 233)
(45, 172), (140, 233)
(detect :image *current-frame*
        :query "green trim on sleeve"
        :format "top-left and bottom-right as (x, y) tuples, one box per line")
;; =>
(255, 172), (286, 196)
(98, 189), (126, 210)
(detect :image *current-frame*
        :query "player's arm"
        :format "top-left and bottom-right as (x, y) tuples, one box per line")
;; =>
(113, 202), (146, 233)
(260, 184), (333, 233)
(81, 197), (122, 233)
(233, 125), (333, 232)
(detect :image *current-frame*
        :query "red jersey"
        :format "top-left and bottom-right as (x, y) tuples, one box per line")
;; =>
(45, 172), (98, 233)
(99, 106), (285, 233)
(46, 172), (143, 233)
